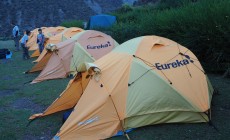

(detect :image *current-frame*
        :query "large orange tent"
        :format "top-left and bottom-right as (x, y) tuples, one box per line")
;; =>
(28, 30), (119, 83)
(30, 36), (214, 140)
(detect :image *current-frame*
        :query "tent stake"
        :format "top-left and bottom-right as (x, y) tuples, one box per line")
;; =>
(125, 133), (131, 140)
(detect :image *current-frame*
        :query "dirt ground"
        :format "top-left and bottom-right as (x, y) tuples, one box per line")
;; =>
(0, 40), (230, 140)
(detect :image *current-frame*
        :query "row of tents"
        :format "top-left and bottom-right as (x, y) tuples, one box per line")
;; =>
(25, 27), (118, 84)
(24, 26), (214, 140)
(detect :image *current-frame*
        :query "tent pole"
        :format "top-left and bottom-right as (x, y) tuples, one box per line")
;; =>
(109, 95), (131, 140)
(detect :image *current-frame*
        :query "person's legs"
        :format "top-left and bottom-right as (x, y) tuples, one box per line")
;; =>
(14, 36), (20, 51)
(25, 47), (30, 59)
(13, 38), (17, 48)
(42, 44), (44, 52)
(38, 44), (44, 54)
(21, 44), (26, 59)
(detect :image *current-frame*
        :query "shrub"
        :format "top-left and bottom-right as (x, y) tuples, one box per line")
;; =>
(156, 0), (196, 10)
(109, 0), (230, 72)
(61, 20), (84, 28)
(141, 0), (230, 72)
(115, 4), (133, 13)
(60, 0), (230, 72)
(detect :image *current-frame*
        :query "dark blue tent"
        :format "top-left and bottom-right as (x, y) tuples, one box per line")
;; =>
(88, 14), (116, 29)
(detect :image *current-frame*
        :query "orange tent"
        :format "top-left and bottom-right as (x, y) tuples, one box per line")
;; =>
(30, 36), (214, 140)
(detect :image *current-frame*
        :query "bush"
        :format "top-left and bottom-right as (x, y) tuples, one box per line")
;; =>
(142, 0), (230, 72)
(60, 0), (230, 72)
(61, 20), (84, 29)
(111, 23), (143, 43)
(156, 0), (196, 10)
(115, 4), (133, 13)
(109, 0), (230, 72)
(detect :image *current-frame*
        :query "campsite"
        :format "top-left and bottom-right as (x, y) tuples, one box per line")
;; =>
(0, 0), (230, 139)
(0, 38), (230, 140)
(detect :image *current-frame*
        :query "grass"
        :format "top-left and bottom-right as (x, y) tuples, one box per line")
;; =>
(0, 40), (230, 139)
(61, 20), (84, 29)
(0, 40), (69, 139)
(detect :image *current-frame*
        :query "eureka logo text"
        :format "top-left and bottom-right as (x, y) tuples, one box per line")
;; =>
(87, 41), (111, 49)
(155, 59), (192, 70)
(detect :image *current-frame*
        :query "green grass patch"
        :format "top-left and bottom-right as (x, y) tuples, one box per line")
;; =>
(0, 40), (69, 139)
(61, 20), (84, 28)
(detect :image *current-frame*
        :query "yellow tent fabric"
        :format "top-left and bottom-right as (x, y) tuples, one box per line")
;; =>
(30, 30), (119, 83)
(30, 36), (213, 140)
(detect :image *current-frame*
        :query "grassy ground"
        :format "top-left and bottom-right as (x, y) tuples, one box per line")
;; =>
(0, 40), (69, 140)
(0, 40), (230, 140)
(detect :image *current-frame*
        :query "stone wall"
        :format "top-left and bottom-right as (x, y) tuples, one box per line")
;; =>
(0, 0), (126, 37)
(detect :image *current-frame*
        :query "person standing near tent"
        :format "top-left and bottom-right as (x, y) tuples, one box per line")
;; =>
(37, 28), (45, 53)
(11, 22), (20, 51)
(21, 30), (31, 60)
